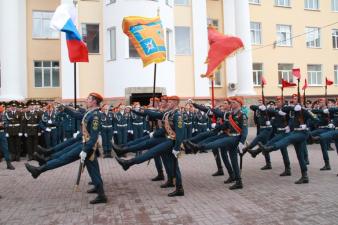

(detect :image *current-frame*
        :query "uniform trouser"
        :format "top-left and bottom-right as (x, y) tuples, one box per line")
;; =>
(26, 135), (38, 158)
(50, 141), (82, 160)
(270, 131), (309, 172)
(219, 147), (234, 177)
(189, 130), (217, 143)
(185, 125), (192, 139)
(117, 127), (128, 145)
(125, 135), (150, 146)
(45, 144), (82, 170)
(57, 126), (64, 144)
(266, 132), (290, 168)
(311, 128), (331, 162)
(154, 156), (164, 174)
(0, 132), (11, 161)
(85, 155), (104, 192)
(8, 135), (21, 159)
(133, 125), (144, 140)
(44, 129), (58, 148)
(64, 130), (73, 140)
(196, 125), (208, 134)
(49, 135), (82, 155)
(132, 139), (182, 186)
(248, 128), (273, 164)
(319, 130), (338, 153)
(123, 137), (167, 153)
(101, 127), (113, 154)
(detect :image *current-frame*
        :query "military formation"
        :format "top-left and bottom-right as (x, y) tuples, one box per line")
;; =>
(1, 93), (337, 204)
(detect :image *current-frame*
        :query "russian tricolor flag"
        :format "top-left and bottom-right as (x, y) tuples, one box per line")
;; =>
(50, 4), (88, 62)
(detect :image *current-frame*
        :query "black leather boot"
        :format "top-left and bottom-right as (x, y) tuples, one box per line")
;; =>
(320, 160), (331, 171)
(90, 186), (107, 204)
(36, 145), (53, 156)
(260, 163), (272, 170)
(87, 188), (98, 194)
(33, 152), (49, 165)
(6, 160), (15, 170)
(160, 178), (175, 188)
(279, 167), (291, 176)
(258, 142), (274, 153)
(115, 157), (134, 171)
(25, 163), (47, 179)
(229, 179), (243, 190)
(247, 148), (262, 158)
(212, 169), (224, 176)
(224, 176), (235, 184)
(295, 171), (309, 184)
(186, 141), (200, 154)
(151, 171), (165, 181)
(168, 185), (184, 197)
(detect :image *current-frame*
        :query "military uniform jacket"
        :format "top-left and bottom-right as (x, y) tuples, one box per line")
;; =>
(183, 111), (194, 127)
(40, 110), (58, 131)
(100, 111), (113, 129)
(311, 108), (331, 128)
(0, 112), (7, 132)
(224, 109), (248, 144)
(267, 107), (289, 130)
(194, 110), (210, 131)
(282, 105), (317, 130)
(5, 110), (22, 136)
(250, 105), (271, 127)
(23, 111), (40, 135)
(114, 111), (131, 132)
(130, 111), (146, 131)
(82, 108), (101, 154)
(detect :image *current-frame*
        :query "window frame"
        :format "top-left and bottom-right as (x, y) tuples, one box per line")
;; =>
(252, 63), (263, 87)
(175, 26), (192, 55)
(334, 65), (338, 85)
(166, 28), (174, 61)
(332, 0), (338, 12)
(174, 0), (189, 6)
(209, 70), (222, 87)
(306, 27), (321, 48)
(249, 0), (261, 5)
(276, 24), (292, 47)
(81, 23), (100, 54)
(275, 0), (291, 7)
(107, 27), (116, 61)
(332, 29), (338, 49)
(304, 0), (320, 10)
(250, 22), (262, 45)
(278, 63), (294, 85)
(32, 10), (59, 39)
(34, 60), (60, 88)
(307, 64), (322, 86)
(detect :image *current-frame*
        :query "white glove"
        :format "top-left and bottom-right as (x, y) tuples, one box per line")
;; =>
(18, 132), (23, 137)
(79, 151), (87, 163)
(73, 132), (78, 138)
(128, 130), (133, 134)
(206, 128), (210, 131)
(259, 105), (267, 111)
(46, 128), (51, 132)
(266, 121), (271, 126)
(24, 133), (28, 137)
(5, 133), (9, 137)
(38, 132), (41, 136)
(278, 110), (286, 116)
(211, 123), (216, 129)
(300, 124), (307, 129)
(294, 104), (302, 111)
(285, 126), (290, 133)
(64, 138), (67, 141)
(238, 142), (245, 154)
(323, 108), (329, 114)
(113, 131), (118, 134)
(192, 128), (195, 133)
(149, 131), (154, 138)
(172, 149), (179, 158)
(143, 130), (148, 133)
(328, 123), (335, 129)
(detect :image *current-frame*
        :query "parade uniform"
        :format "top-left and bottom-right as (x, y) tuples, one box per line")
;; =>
(100, 109), (114, 156)
(5, 108), (22, 161)
(23, 109), (40, 160)
(0, 110), (15, 169)
(131, 111), (146, 140)
(40, 110), (58, 148)
(114, 111), (130, 145)
(183, 110), (194, 139)
(56, 110), (65, 143)
(63, 113), (75, 140)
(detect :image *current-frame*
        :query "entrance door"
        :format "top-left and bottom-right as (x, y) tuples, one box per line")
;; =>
(130, 93), (162, 106)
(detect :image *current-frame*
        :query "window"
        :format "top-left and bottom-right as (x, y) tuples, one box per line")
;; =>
(305, 0), (319, 10)
(107, 27), (116, 60)
(166, 28), (174, 61)
(209, 70), (221, 87)
(306, 27), (320, 48)
(275, 0), (291, 7)
(174, 0), (189, 5)
(278, 64), (293, 84)
(82, 24), (99, 53)
(250, 22), (262, 45)
(175, 26), (191, 55)
(34, 61), (60, 88)
(249, 0), (260, 4)
(105, 0), (116, 4)
(335, 65), (338, 84)
(32, 11), (59, 39)
(332, 29), (338, 49)
(207, 18), (219, 30)
(332, 0), (338, 11)
(307, 64), (322, 85)
(276, 25), (292, 46)
(253, 63), (263, 86)
(129, 40), (139, 58)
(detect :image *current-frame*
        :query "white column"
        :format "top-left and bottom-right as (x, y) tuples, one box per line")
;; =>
(234, 0), (255, 96)
(0, 0), (27, 100)
(61, 0), (78, 100)
(191, 0), (209, 97)
(223, 0), (238, 97)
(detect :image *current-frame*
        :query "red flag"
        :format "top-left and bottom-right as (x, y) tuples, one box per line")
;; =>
(282, 79), (297, 88)
(203, 27), (244, 78)
(261, 76), (267, 86)
(326, 77), (333, 86)
(292, 68), (301, 80)
(302, 78), (308, 90)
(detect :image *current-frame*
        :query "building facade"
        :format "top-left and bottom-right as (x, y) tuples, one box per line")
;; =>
(0, 0), (337, 102)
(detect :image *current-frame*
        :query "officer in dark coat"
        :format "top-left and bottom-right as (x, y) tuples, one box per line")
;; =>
(23, 101), (40, 160)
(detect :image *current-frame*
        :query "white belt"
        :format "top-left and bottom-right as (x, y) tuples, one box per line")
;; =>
(184, 122), (192, 125)
(228, 133), (240, 137)
(318, 126), (330, 129)
(0, 130), (4, 132)
(198, 122), (207, 125)
(8, 124), (20, 127)
(260, 125), (272, 129)
(102, 125), (112, 128)
(50, 127), (57, 129)
(132, 122), (143, 125)
(117, 124), (128, 127)
(27, 124), (39, 127)
(294, 128), (308, 131)
(277, 127), (287, 131)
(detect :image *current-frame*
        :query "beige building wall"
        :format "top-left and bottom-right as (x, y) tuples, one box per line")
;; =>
(174, 2), (195, 97)
(78, 0), (104, 99)
(250, 1), (338, 97)
(26, 0), (61, 99)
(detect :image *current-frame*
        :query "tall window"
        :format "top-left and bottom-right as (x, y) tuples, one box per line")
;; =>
(334, 65), (338, 84)
(307, 64), (322, 85)
(166, 28), (174, 61)
(276, 25), (292, 46)
(253, 63), (263, 86)
(207, 18), (219, 30)
(305, 0), (319, 10)
(82, 24), (100, 53)
(250, 22), (262, 45)
(129, 40), (139, 58)
(332, 0), (338, 11)
(278, 64), (293, 84)
(249, 0), (260, 4)
(175, 26), (191, 55)
(306, 27), (320, 48)
(32, 11), (59, 39)
(332, 29), (338, 49)
(209, 70), (221, 87)
(174, 0), (189, 5)
(107, 27), (116, 60)
(275, 0), (291, 7)
(34, 61), (60, 88)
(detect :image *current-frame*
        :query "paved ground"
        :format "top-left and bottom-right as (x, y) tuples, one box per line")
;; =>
(0, 128), (338, 225)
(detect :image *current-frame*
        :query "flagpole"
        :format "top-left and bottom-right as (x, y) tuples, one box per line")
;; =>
(325, 81), (328, 106)
(281, 87), (284, 103)
(152, 63), (157, 107)
(261, 82), (265, 105)
(74, 62), (78, 131)
(211, 78), (216, 123)
(297, 78), (301, 105)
